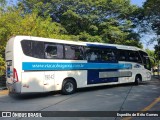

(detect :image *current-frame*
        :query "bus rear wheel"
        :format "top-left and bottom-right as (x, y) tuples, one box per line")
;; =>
(62, 79), (76, 95)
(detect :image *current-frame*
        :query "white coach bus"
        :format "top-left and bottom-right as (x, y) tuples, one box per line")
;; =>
(5, 36), (151, 94)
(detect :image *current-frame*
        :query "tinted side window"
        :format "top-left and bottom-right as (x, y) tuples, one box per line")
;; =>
(101, 48), (117, 62)
(118, 50), (127, 61)
(21, 40), (44, 58)
(85, 47), (100, 61)
(85, 47), (117, 62)
(135, 51), (142, 63)
(127, 51), (142, 63)
(45, 44), (63, 59)
(21, 40), (32, 57)
(65, 45), (84, 60)
(32, 41), (44, 59)
(117, 50), (142, 63)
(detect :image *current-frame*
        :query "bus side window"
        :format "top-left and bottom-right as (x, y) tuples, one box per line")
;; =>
(105, 49), (116, 62)
(45, 44), (63, 59)
(85, 47), (117, 62)
(128, 51), (135, 62)
(135, 51), (142, 63)
(118, 50), (127, 61)
(90, 51), (98, 61)
(32, 41), (44, 59)
(85, 48), (99, 61)
(21, 40), (32, 57)
(21, 40), (44, 58)
(64, 45), (84, 60)
(74, 46), (84, 60)
(127, 51), (142, 63)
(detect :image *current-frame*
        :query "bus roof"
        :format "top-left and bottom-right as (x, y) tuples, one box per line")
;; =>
(13, 35), (144, 52)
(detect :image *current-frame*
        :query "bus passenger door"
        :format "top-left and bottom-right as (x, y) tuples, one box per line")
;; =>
(44, 72), (55, 92)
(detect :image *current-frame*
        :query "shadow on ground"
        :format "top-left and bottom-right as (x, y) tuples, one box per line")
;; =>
(6, 76), (160, 100)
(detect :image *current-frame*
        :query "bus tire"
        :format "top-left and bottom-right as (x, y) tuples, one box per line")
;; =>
(134, 75), (141, 85)
(62, 79), (76, 95)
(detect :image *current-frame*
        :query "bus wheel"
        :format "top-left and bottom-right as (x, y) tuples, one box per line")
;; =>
(62, 79), (76, 95)
(134, 75), (141, 85)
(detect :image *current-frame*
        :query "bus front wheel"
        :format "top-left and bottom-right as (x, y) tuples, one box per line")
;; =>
(134, 75), (141, 85)
(62, 79), (76, 95)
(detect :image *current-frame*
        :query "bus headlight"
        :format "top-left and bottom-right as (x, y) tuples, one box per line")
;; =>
(147, 72), (151, 78)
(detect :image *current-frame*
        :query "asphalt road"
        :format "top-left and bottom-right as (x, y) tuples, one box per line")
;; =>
(0, 77), (160, 120)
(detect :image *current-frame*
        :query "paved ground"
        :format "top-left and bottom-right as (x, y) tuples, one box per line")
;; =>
(0, 77), (159, 120)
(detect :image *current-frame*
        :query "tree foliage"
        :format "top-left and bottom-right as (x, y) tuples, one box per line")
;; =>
(18, 0), (142, 47)
(143, 0), (160, 34)
(145, 49), (156, 66)
(0, 5), (72, 76)
(143, 0), (160, 58)
(0, 0), (144, 76)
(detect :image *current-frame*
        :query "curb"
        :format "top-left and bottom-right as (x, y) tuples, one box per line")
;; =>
(0, 89), (8, 95)
(152, 76), (160, 80)
(0, 87), (7, 90)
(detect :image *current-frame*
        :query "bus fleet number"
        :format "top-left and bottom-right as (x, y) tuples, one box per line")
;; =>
(45, 74), (54, 80)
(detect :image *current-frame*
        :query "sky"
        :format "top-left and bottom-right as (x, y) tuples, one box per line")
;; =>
(131, 0), (146, 7)
(7, 0), (17, 5)
(7, 0), (147, 8)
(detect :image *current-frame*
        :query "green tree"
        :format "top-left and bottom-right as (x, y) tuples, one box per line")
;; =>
(0, 7), (73, 76)
(143, 0), (160, 34)
(0, 0), (6, 76)
(145, 49), (156, 67)
(18, 0), (142, 46)
(0, 0), (6, 11)
(143, 0), (160, 57)
(0, 54), (5, 76)
(0, 0), (145, 76)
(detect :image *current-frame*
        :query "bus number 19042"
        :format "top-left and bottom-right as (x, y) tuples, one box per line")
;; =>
(45, 74), (54, 80)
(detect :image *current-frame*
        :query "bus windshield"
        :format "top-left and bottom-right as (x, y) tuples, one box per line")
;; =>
(139, 51), (151, 70)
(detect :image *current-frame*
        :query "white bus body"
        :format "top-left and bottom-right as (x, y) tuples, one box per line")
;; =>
(5, 36), (152, 94)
